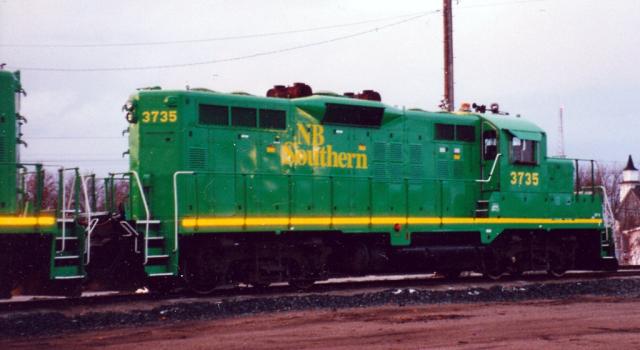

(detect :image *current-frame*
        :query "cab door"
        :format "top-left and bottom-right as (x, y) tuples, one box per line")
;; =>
(480, 122), (500, 192)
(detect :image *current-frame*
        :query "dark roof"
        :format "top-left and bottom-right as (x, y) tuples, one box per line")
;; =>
(625, 155), (638, 171)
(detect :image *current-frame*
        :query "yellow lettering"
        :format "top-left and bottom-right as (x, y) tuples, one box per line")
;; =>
(296, 123), (311, 145)
(296, 148), (307, 165)
(327, 145), (339, 167)
(281, 142), (296, 165)
(312, 125), (325, 146)
(160, 111), (168, 122)
(517, 171), (525, 185)
(347, 153), (356, 168)
(141, 111), (150, 123)
(320, 147), (327, 167)
(280, 133), (368, 170)
(355, 154), (368, 169)
(510, 171), (540, 187)
(338, 153), (349, 168)
(140, 110), (177, 123)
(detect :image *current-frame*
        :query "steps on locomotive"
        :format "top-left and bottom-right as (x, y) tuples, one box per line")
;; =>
(475, 200), (489, 218)
(136, 220), (175, 277)
(52, 217), (85, 279)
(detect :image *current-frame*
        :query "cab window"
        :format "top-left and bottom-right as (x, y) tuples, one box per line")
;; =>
(483, 130), (498, 160)
(435, 124), (454, 140)
(511, 137), (537, 164)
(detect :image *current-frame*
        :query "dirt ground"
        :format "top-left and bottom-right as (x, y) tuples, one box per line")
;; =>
(3, 296), (640, 350)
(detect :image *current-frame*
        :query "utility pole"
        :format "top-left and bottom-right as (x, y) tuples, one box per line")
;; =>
(443, 0), (454, 111)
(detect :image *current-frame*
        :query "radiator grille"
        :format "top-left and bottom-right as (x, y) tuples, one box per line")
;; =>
(388, 143), (402, 161)
(409, 144), (422, 164)
(374, 142), (386, 161)
(188, 148), (207, 169)
(0, 136), (6, 162)
(437, 160), (449, 177)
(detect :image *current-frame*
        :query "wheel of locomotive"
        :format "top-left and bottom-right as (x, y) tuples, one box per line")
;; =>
(547, 251), (568, 278)
(287, 256), (318, 291)
(289, 279), (316, 290)
(183, 245), (219, 295)
(506, 251), (526, 279)
(483, 250), (505, 281)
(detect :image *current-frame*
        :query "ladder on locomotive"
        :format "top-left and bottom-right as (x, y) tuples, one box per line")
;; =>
(475, 153), (502, 218)
(111, 171), (174, 278)
(54, 168), (100, 281)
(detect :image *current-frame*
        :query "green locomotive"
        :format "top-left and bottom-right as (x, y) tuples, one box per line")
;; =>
(0, 70), (87, 298)
(123, 83), (617, 292)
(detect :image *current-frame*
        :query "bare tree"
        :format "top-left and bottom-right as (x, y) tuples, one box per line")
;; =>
(22, 169), (58, 212)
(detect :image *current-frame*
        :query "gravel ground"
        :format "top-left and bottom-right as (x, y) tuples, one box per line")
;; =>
(2, 277), (640, 339)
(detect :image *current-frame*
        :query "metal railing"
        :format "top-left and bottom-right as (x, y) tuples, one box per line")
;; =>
(171, 170), (489, 235)
(572, 158), (596, 196)
(476, 153), (502, 183)
(173, 171), (195, 252)
(110, 171), (151, 264)
(58, 168), (80, 253)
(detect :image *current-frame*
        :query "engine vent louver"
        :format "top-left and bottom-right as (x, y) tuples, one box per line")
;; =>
(437, 160), (449, 178)
(374, 163), (387, 179)
(0, 136), (6, 162)
(374, 142), (386, 161)
(188, 148), (207, 170)
(388, 143), (402, 161)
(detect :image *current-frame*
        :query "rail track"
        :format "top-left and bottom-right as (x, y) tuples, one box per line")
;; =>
(2, 267), (640, 314)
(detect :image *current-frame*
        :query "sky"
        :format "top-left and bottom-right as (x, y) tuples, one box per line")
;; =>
(1, 0), (639, 175)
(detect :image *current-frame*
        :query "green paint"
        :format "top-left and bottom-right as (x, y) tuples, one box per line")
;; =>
(125, 88), (612, 278)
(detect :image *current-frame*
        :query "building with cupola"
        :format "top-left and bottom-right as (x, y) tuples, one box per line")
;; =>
(616, 155), (640, 264)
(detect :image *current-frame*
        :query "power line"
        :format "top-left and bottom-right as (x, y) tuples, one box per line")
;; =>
(0, 0), (546, 50)
(0, 11), (427, 48)
(10, 12), (436, 72)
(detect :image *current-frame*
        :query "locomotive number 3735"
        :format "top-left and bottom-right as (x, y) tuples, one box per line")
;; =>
(141, 110), (177, 123)
(510, 171), (539, 186)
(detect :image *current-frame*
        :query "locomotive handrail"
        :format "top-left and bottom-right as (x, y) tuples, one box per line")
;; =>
(173, 171), (195, 252)
(476, 153), (502, 183)
(588, 185), (614, 243)
(110, 171), (151, 264)
(80, 175), (97, 265)
(119, 220), (141, 254)
(167, 170), (481, 183)
(58, 168), (80, 253)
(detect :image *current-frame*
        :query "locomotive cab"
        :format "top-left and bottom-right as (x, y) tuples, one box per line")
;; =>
(478, 114), (548, 219)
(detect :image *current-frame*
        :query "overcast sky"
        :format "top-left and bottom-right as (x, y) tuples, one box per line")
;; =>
(1, 0), (639, 175)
